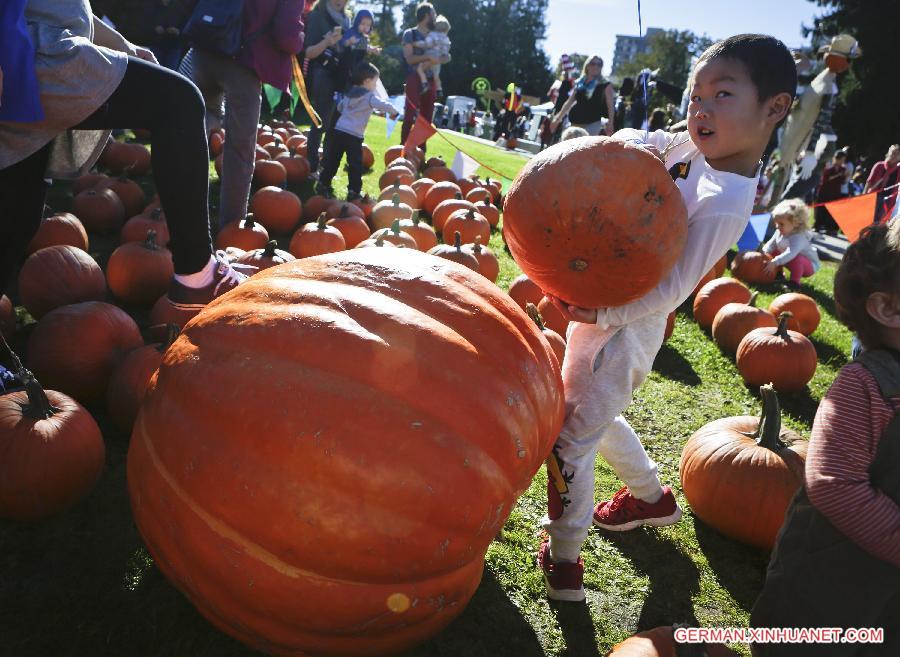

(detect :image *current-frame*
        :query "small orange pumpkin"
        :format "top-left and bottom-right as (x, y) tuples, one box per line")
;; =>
(680, 384), (807, 550)
(72, 187), (126, 233)
(526, 302), (566, 366)
(443, 208), (491, 246)
(371, 219), (418, 249)
(18, 245), (106, 318)
(398, 211), (438, 251)
(431, 194), (475, 232)
(250, 186), (303, 234)
(426, 231), (479, 271)
(731, 250), (777, 285)
(27, 212), (89, 254)
(326, 205), (371, 249)
(711, 291), (778, 354)
(252, 159), (288, 188)
(692, 277), (751, 330)
(289, 213), (346, 258)
(423, 181), (463, 216)
(106, 230), (175, 306)
(736, 312), (817, 392)
(461, 236), (499, 283)
(215, 215), (270, 251)
(235, 241), (296, 272)
(370, 194), (413, 231)
(378, 180), (418, 209)
(121, 207), (170, 246)
(537, 295), (569, 337)
(767, 292), (820, 336)
(508, 274), (544, 311)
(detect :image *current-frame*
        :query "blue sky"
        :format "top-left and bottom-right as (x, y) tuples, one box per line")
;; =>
(544, 0), (827, 75)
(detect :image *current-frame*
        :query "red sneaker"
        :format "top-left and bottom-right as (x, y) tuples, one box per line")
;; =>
(592, 485), (682, 531)
(537, 540), (585, 602)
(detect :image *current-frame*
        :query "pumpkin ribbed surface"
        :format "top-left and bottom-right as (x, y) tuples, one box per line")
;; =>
(27, 212), (89, 253)
(127, 248), (564, 657)
(18, 245), (106, 318)
(503, 137), (687, 308)
(736, 313), (817, 392)
(679, 385), (807, 550)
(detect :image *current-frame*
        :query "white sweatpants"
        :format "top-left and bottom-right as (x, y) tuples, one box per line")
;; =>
(542, 312), (668, 555)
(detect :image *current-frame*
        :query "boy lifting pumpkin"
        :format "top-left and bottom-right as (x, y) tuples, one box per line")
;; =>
(537, 34), (797, 601)
(748, 222), (900, 657)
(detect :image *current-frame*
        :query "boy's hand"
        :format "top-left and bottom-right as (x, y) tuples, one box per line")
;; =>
(544, 294), (599, 324)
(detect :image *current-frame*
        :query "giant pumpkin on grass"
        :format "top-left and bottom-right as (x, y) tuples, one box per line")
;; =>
(0, 345), (105, 522)
(503, 137), (687, 308)
(127, 247), (564, 657)
(679, 384), (807, 550)
(736, 312), (817, 392)
(18, 245), (106, 318)
(106, 230), (175, 306)
(605, 625), (740, 656)
(27, 301), (143, 406)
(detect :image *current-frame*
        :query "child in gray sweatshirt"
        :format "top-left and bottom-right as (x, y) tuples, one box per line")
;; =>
(316, 62), (399, 200)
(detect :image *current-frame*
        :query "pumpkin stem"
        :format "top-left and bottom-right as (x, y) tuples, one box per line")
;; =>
(472, 235), (483, 254)
(374, 235), (385, 247)
(412, 209), (421, 226)
(243, 214), (256, 229)
(317, 212), (328, 230)
(150, 207), (163, 221)
(747, 291), (759, 307)
(392, 193), (400, 207)
(454, 192), (463, 200)
(390, 218), (402, 236)
(0, 332), (59, 420)
(453, 231), (463, 251)
(525, 303), (546, 331)
(263, 240), (278, 256)
(143, 229), (158, 250)
(753, 383), (786, 451)
(466, 209), (475, 221)
(338, 204), (350, 218)
(775, 312), (793, 339)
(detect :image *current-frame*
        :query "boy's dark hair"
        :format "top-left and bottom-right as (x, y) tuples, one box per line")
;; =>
(415, 2), (434, 22)
(697, 34), (797, 103)
(350, 61), (379, 86)
(834, 222), (900, 350)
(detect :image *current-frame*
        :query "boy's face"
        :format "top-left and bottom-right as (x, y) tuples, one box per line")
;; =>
(687, 57), (787, 176)
(359, 17), (373, 34)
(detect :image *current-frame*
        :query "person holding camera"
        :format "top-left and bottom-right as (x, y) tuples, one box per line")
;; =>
(303, 0), (352, 181)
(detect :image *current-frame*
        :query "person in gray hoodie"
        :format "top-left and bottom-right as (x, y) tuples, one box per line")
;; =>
(316, 61), (398, 200)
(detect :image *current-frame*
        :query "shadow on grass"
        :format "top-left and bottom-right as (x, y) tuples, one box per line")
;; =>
(406, 568), (545, 657)
(744, 382), (820, 426)
(652, 343), (702, 387)
(809, 336), (849, 368)
(549, 600), (601, 657)
(693, 517), (769, 612)
(597, 528), (700, 630)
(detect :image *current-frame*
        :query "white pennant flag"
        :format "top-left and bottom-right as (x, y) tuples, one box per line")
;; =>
(451, 150), (480, 180)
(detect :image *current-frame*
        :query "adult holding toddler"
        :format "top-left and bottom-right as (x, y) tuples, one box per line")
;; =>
(400, 2), (450, 145)
(549, 55), (615, 137)
(538, 35), (796, 602)
(412, 13), (451, 100)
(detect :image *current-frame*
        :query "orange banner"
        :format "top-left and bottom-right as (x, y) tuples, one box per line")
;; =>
(824, 194), (877, 243)
(402, 115), (437, 157)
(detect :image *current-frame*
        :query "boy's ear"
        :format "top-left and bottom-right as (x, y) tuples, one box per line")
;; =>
(765, 92), (793, 124)
(866, 291), (900, 330)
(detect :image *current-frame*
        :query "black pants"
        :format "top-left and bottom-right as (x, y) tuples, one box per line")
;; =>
(305, 64), (340, 172)
(320, 129), (363, 195)
(0, 56), (213, 294)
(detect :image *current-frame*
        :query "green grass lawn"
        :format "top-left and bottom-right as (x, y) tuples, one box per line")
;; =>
(0, 121), (852, 657)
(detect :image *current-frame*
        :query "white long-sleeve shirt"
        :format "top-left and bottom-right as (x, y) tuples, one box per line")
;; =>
(762, 229), (822, 271)
(594, 129), (759, 329)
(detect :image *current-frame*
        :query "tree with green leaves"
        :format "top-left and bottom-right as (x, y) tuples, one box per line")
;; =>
(806, 0), (900, 161)
(616, 29), (713, 102)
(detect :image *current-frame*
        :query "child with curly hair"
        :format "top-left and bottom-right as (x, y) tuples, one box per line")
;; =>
(761, 197), (821, 289)
(749, 220), (900, 656)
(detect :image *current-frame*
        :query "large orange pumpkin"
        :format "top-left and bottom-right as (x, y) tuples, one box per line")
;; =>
(106, 231), (175, 306)
(508, 274), (544, 310)
(249, 186), (302, 234)
(72, 187), (126, 233)
(27, 301), (143, 406)
(711, 292), (778, 354)
(0, 361), (105, 522)
(679, 384), (808, 550)
(692, 277), (751, 330)
(767, 292), (820, 336)
(127, 248), (564, 657)
(503, 137), (687, 308)
(18, 245), (107, 318)
(107, 325), (179, 433)
(605, 625), (740, 656)
(289, 213), (346, 258)
(525, 302), (566, 366)
(736, 312), (817, 392)
(426, 231), (479, 270)
(121, 207), (170, 246)
(731, 250), (777, 285)
(27, 212), (89, 254)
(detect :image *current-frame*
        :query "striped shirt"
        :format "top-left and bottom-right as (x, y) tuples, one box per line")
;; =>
(806, 362), (900, 568)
